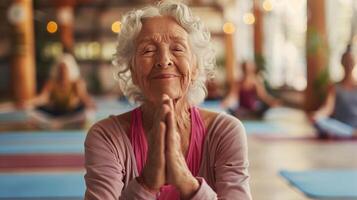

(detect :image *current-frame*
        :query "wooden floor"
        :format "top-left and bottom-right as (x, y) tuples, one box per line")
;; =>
(248, 136), (357, 200)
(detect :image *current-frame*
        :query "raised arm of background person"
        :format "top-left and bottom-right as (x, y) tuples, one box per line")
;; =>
(311, 85), (336, 120)
(76, 79), (96, 109)
(255, 77), (280, 107)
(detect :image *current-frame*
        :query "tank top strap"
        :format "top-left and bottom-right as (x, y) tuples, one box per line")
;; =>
(129, 107), (148, 175)
(186, 106), (206, 176)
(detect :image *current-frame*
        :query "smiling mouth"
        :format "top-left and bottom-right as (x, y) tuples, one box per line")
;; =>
(152, 74), (179, 79)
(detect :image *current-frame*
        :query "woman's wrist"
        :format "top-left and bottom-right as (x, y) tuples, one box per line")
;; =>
(177, 176), (200, 199)
(136, 176), (160, 194)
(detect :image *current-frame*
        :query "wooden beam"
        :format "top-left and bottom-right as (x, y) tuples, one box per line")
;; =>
(305, 0), (329, 111)
(9, 0), (36, 105)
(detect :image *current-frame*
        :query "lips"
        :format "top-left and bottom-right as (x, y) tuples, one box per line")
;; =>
(152, 74), (179, 79)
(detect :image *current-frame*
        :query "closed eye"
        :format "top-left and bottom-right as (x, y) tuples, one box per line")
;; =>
(171, 45), (185, 52)
(142, 48), (156, 55)
(173, 48), (184, 52)
(171, 41), (187, 52)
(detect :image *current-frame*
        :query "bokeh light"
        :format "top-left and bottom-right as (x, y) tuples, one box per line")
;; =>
(46, 21), (58, 34)
(262, 0), (274, 12)
(243, 13), (255, 25)
(111, 21), (121, 33)
(223, 22), (235, 34)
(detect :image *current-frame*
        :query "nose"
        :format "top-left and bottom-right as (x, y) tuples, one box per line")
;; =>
(155, 49), (173, 68)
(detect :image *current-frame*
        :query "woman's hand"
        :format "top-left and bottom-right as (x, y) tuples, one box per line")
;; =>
(140, 98), (169, 191)
(165, 98), (199, 199)
(141, 95), (199, 197)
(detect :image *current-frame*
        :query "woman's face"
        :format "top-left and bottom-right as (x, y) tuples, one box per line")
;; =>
(131, 16), (197, 103)
(342, 53), (355, 75)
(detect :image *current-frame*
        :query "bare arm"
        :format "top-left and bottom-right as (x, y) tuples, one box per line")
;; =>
(220, 82), (240, 109)
(312, 86), (336, 119)
(23, 81), (52, 108)
(76, 79), (96, 109)
(255, 77), (280, 107)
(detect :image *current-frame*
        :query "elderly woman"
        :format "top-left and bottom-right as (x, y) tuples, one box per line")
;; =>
(84, 1), (251, 199)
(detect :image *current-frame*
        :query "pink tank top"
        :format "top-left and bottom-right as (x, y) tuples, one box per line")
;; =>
(239, 86), (258, 110)
(129, 106), (206, 199)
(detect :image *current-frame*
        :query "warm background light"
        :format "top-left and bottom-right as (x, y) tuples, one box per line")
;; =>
(353, 34), (357, 44)
(353, 64), (357, 81)
(111, 21), (121, 33)
(263, 0), (273, 12)
(223, 22), (236, 34)
(243, 13), (255, 25)
(46, 21), (58, 34)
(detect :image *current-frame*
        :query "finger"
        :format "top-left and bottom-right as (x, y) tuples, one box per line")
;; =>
(158, 121), (166, 153)
(161, 94), (171, 105)
(166, 111), (180, 152)
(168, 98), (175, 113)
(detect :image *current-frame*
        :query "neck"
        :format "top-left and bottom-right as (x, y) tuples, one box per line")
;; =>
(140, 97), (191, 134)
(342, 74), (355, 85)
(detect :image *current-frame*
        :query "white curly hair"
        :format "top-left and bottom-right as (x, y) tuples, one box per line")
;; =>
(112, 0), (216, 105)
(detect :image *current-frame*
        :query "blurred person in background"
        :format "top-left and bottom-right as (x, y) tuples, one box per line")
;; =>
(84, 1), (252, 199)
(221, 61), (281, 119)
(310, 44), (357, 138)
(25, 53), (96, 129)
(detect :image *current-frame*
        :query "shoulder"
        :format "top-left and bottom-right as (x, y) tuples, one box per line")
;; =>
(204, 110), (246, 144)
(85, 110), (132, 147)
(201, 111), (249, 166)
(198, 108), (245, 138)
(198, 108), (219, 130)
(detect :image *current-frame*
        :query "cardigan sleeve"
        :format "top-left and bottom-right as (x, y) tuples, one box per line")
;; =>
(190, 114), (252, 200)
(190, 177), (217, 200)
(84, 122), (156, 200)
(213, 115), (252, 200)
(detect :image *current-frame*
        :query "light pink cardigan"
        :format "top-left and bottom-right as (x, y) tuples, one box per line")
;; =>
(84, 111), (252, 200)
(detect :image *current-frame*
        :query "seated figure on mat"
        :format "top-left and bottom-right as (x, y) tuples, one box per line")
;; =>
(26, 53), (95, 129)
(221, 61), (281, 118)
(84, 1), (252, 199)
(310, 44), (357, 138)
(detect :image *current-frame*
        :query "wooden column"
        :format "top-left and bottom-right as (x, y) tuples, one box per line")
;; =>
(9, 0), (36, 105)
(305, 0), (329, 111)
(253, 0), (264, 70)
(225, 32), (236, 90)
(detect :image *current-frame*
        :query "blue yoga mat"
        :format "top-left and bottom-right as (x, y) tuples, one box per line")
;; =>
(243, 121), (281, 134)
(0, 131), (85, 154)
(200, 100), (226, 113)
(280, 169), (357, 198)
(0, 111), (28, 122)
(0, 172), (85, 198)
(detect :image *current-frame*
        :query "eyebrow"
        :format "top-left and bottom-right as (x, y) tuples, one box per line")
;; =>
(137, 35), (187, 45)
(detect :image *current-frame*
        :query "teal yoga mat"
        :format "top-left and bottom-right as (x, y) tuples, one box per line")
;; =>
(242, 121), (281, 134)
(0, 111), (28, 122)
(0, 172), (85, 199)
(280, 169), (357, 198)
(0, 131), (85, 154)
